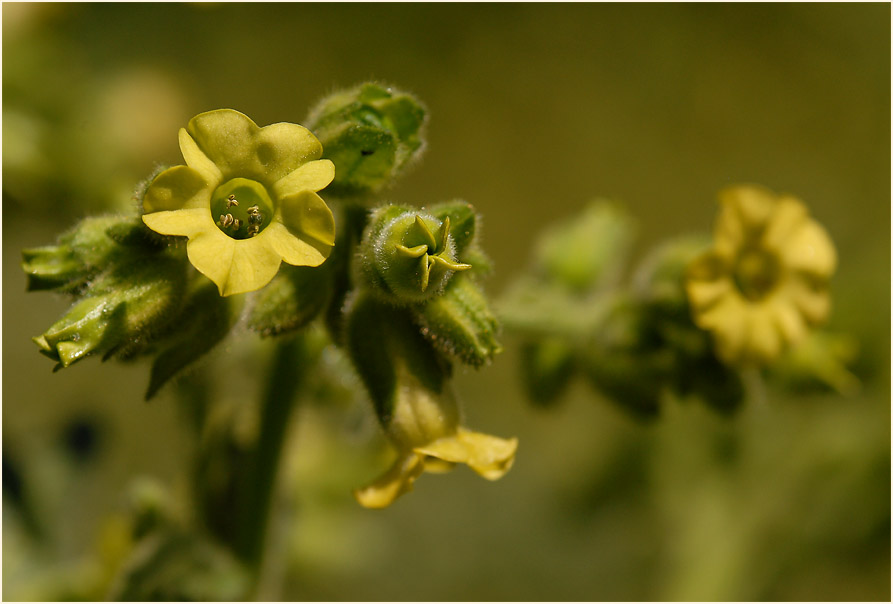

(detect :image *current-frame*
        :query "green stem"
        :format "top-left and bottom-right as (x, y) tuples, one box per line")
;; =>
(236, 336), (305, 575)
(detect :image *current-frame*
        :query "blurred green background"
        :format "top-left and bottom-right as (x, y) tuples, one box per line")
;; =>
(3, 3), (890, 600)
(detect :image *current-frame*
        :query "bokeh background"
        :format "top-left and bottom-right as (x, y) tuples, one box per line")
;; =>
(3, 3), (890, 600)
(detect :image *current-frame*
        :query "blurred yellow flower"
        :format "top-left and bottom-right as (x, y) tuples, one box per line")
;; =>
(354, 371), (517, 509)
(142, 109), (335, 296)
(686, 185), (836, 365)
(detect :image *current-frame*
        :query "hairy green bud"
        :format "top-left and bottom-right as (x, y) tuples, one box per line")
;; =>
(21, 216), (162, 293)
(344, 293), (448, 425)
(32, 256), (187, 369)
(358, 205), (471, 303)
(246, 263), (332, 337)
(307, 82), (426, 197)
(414, 275), (502, 367)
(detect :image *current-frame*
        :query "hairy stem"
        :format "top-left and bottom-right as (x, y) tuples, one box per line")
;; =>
(236, 337), (305, 578)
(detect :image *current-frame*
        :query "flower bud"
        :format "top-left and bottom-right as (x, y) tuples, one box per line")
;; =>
(246, 263), (332, 337)
(534, 200), (635, 294)
(345, 293), (516, 508)
(33, 256), (186, 369)
(306, 83), (426, 197)
(21, 215), (140, 292)
(358, 205), (471, 303)
(413, 275), (502, 367)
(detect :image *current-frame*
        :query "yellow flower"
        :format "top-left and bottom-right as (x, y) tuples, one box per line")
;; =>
(142, 109), (336, 296)
(354, 364), (518, 509)
(686, 185), (837, 365)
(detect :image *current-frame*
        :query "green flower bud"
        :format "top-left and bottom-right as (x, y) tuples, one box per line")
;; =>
(519, 337), (577, 406)
(33, 256), (187, 369)
(345, 292), (449, 427)
(345, 293), (516, 509)
(358, 205), (471, 303)
(306, 82), (426, 197)
(246, 263), (332, 337)
(534, 200), (635, 294)
(413, 275), (502, 367)
(21, 215), (155, 292)
(428, 199), (494, 275)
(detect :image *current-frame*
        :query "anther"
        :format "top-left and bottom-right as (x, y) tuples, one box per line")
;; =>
(226, 194), (239, 209)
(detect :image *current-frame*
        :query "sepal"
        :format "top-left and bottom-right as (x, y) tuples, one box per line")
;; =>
(413, 275), (502, 367)
(246, 263), (332, 337)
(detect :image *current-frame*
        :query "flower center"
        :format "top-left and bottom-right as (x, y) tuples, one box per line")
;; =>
(733, 247), (781, 301)
(211, 178), (274, 240)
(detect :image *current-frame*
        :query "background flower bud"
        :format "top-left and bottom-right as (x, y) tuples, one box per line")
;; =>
(533, 200), (635, 294)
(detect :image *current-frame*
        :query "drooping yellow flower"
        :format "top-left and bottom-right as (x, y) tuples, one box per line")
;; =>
(142, 109), (336, 296)
(354, 363), (517, 509)
(686, 185), (837, 365)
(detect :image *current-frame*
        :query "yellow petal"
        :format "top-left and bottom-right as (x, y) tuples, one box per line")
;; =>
(457, 429), (518, 480)
(719, 184), (777, 231)
(143, 165), (212, 213)
(762, 196), (809, 251)
(779, 220), (837, 278)
(686, 276), (734, 313)
(179, 128), (223, 184)
(186, 230), (282, 296)
(742, 306), (783, 364)
(766, 295), (808, 346)
(781, 276), (831, 324)
(354, 454), (425, 509)
(278, 190), (336, 248)
(186, 109), (322, 184)
(262, 221), (329, 267)
(272, 159), (335, 199)
(415, 429), (518, 481)
(142, 208), (213, 238)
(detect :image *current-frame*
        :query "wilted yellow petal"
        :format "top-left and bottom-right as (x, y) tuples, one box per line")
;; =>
(354, 454), (425, 509)
(457, 429), (518, 480)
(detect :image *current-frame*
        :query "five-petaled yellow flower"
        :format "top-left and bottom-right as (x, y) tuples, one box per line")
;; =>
(142, 109), (336, 296)
(355, 366), (518, 509)
(686, 185), (837, 365)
